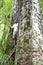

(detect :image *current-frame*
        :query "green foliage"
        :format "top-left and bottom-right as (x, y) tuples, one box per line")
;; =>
(39, 0), (43, 17)
(0, 49), (8, 65)
(0, 0), (4, 8)
(0, 0), (12, 65)
(0, 0), (12, 50)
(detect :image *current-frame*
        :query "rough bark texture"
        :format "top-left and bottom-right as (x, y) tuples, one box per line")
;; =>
(31, 0), (43, 65)
(12, 0), (43, 65)
(14, 0), (33, 65)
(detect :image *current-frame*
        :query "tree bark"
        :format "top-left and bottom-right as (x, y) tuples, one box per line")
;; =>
(12, 0), (43, 65)
(31, 0), (43, 65)
(14, 0), (33, 65)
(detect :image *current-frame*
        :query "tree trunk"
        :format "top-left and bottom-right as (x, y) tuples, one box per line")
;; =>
(14, 0), (33, 65)
(31, 0), (43, 65)
(12, 0), (43, 65)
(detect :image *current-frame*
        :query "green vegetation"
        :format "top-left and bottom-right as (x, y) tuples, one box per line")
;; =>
(39, 0), (43, 17)
(0, 0), (12, 65)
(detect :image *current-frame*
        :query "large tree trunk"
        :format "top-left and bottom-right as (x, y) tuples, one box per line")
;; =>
(14, 0), (33, 65)
(12, 0), (43, 65)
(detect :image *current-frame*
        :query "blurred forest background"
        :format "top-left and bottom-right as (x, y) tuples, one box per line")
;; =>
(0, 0), (43, 65)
